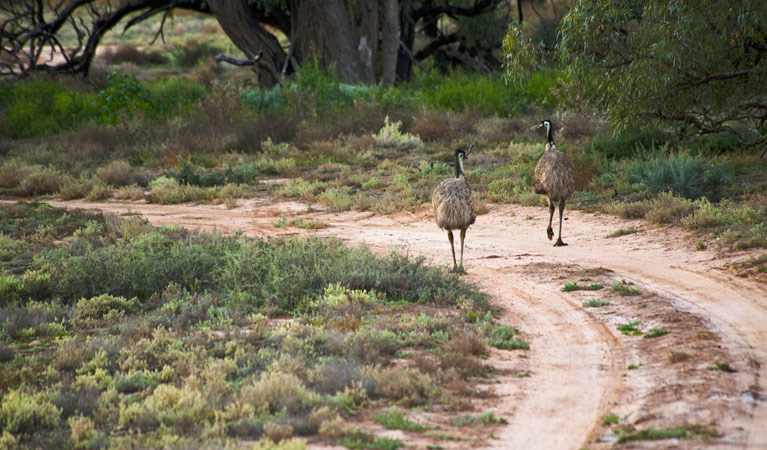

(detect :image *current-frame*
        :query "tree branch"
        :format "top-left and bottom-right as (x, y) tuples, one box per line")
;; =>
(413, 0), (494, 21)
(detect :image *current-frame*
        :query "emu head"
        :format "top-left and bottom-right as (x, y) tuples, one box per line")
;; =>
(537, 120), (554, 143)
(453, 143), (474, 177)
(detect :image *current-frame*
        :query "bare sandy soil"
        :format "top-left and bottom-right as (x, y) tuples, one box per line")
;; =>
(30, 197), (767, 449)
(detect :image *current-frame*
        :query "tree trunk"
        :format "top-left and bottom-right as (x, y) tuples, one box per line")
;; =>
(294, 0), (364, 84)
(396, 0), (415, 82)
(380, 0), (399, 86)
(207, 0), (285, 87)
(359, 0), (379, 84)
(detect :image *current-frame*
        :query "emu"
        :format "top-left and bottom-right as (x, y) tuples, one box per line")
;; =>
(432, 144), (476, 273)
(534, 119), (575, 246)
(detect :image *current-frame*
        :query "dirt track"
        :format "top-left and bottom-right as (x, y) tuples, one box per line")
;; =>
(36, 198), (767, 449)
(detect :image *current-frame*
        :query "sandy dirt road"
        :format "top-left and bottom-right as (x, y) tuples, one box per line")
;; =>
(27, 198), (767, 449)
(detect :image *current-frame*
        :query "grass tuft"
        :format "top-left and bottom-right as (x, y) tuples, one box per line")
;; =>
(617, 321), (643, 336)
(487, 325), (529, 351)
(582, 299), (610, 308)
(644, 328), (670, 339)
(374, 408), (428, 432)
(707, 362), (736, 373)
(611, 280), (640, 296)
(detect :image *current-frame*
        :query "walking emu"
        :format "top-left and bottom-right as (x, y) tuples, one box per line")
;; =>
(534, 120), (575, 246)
(432, 144), (476, 273)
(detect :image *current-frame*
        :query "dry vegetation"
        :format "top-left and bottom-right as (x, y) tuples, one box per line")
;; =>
(0, 202), (526, 448)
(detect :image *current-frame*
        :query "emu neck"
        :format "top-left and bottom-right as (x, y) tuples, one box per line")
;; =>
(455, 154), (465, 178)
(546, 126), (554, 145)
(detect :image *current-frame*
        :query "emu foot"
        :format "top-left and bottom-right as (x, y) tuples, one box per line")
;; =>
(554, 238), (568, 247)
(546, 227), (554, 241)
(451, 266), (467, 275)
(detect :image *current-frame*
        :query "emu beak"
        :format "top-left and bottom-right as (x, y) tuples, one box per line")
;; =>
(466, 143), (474, 157)
(533, 123), (544, 130)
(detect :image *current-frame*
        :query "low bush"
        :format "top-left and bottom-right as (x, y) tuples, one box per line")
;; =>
(170, 40), (221, 68)
(373, 117), (423, 150)
(590, 127), (678, 159)
(101, 44), (169, 66)
(18, 167), (63, 196)
(624, 152), (727, 200)
(75, 294), (141, 323)
(0, 389), (61, 434)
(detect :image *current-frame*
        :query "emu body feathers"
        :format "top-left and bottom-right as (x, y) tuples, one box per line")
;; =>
(432, 147), (475, 272)
(534, 120), (575, 246)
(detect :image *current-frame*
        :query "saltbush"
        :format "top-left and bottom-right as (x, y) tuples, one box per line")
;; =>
(75, 294), (141, 322)
(0, 78), (92, 138)
(625, 152), (727, 200)
(0, 389), (61, 434)
(591, 128), (678, 159)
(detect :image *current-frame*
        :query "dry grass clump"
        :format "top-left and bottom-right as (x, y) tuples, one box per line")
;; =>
(474, 116), (533, 143)
(114, 184), (146, 201)
(59, 174), (98, 200)
(96, 160), (133, 186)
(371, 366), (436, 406)
(147, 176), (214, 204)
(606, 193), (696, 225)
(18, 166), (62, 196)
(557, 113), (604, 140)
(567, 148), (601, 191)
(233, 114), (299, 153)
(606, 199), (652, 220)
(241, 372), (313, 415)
(100, 44), (168, 66)
(0, 159), (36, 189)
(85, 183), (112, 201)
(373, 116), (423, 150)
(645, 192), (696, 224)
(439, 332), (488, 378)
(411, 111), (452, 142)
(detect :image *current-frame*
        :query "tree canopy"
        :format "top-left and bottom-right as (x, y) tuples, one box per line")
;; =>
(505, 0), (767, 150)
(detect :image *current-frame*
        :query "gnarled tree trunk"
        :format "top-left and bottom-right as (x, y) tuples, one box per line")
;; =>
(206, 0), (285, 88)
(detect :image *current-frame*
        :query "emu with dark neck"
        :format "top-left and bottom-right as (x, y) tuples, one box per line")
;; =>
(432, 145), (476, 273)
(533, 120), (575, 246)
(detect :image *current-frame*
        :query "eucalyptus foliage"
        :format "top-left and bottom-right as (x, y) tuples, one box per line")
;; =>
(505, 0), (767, 150)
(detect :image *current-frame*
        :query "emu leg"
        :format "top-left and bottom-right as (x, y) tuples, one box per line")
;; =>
(447, 230), (458, 270)
(547, 198), (555, 241)
(554, 199), (567, 246)
(458, 228), (467, 273)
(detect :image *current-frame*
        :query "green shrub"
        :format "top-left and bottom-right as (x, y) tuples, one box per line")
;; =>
(644, 328), (670, 339)
(419, 72), (525, 116)
(148, 176), (214, 204)
(0, 270), (52, 306)
(148, 78), (206, 114)
(0, 273), (22, 306)
(374, 408), (427, 432)
(0, 389), (61, 434)
(488, 324), (529, 350)
(624, 152), (727, 200)
(75, 294), (141, 322)
(617, 426), (696, 443)
(170, 41), (221, 67)
(115, 371), (158, 394)
(617, 321), (643, 336)
(590, 128), (678, 159)
(0, 78), (92, 138)
(91, 72), (154, 125)
(373, 116), (423, 150)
